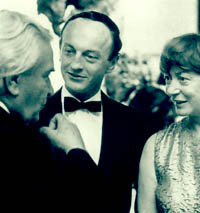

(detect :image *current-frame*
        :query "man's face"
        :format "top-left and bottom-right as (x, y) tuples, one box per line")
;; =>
(60, 18), (114, 101)
(17, 40), (54, 123)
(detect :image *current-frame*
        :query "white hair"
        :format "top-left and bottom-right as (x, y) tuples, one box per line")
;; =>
(0, 10), (52, 77)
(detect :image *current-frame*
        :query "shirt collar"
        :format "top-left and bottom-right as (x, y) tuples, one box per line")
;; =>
(0, 101), (10, 114)
(62, 86), (101, 102)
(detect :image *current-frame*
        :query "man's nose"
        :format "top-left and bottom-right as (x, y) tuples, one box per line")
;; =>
(71, 53), (83, 71)
(47, 80), (54, 97)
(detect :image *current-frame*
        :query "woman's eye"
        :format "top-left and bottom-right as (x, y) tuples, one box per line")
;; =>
(179, 76), (189, 83)
(180, 77), (186, 81)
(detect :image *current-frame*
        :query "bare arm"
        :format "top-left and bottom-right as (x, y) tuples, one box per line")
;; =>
(137, 133), (158, 213)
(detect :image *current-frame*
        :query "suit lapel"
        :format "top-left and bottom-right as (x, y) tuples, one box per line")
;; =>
(38, 88), (63, 127)
(0, 106), (9, 117)
(98, 92), (121, 172)
(49, 88), (62, 113)
(45, 88), (62, 119)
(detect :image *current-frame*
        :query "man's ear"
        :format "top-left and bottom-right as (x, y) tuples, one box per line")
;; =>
(59, 38), (63, 62)
(4, 75), (20, 96)
(59, 43), (62, 62)
(106, 55), (119, 74)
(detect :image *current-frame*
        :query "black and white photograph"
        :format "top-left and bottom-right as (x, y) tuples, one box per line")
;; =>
(0, 0), (199, 212)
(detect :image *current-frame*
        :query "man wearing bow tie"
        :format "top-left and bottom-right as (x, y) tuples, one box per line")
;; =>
(39, 11), (154, 212)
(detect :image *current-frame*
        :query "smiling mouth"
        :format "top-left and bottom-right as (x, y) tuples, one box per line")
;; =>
(174, 100), (187, 105)
(67, 72), (87, 79)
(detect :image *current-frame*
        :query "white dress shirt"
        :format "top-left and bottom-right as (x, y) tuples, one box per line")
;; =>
(61, 86), (103, 164)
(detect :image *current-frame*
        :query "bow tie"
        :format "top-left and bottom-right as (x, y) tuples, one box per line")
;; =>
(64, 97), (101, 112)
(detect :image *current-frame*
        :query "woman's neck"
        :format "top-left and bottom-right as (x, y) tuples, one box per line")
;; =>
(187, 115), (200, 134)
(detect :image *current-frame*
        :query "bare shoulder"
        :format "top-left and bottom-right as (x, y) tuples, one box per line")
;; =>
(141, 133), (157, 162)
(139, 133), (158, 184)
(138, 133), (158, 212)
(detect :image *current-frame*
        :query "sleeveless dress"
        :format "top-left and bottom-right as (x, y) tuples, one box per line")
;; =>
(155, 117), (200, 212)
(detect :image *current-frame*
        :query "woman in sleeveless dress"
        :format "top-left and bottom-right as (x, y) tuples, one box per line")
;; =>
(137, 33), (200, 212)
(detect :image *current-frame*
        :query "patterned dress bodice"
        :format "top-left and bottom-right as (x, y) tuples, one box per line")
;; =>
(155, 118), (200, 212)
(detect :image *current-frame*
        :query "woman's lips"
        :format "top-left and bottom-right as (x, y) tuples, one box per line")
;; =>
(174, 100), (187, 105)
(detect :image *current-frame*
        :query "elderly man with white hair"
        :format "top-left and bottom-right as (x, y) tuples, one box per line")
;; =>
(0, 10), (88, 212)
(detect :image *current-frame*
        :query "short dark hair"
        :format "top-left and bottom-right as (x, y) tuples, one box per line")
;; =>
(67, 0), (99, 10)
(160, 33), (200, 75)
(60, 11), (122, 61)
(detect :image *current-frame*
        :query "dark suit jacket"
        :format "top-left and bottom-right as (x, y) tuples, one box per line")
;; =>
(0, 106), (100, 212)
(39, 89), (155, 212)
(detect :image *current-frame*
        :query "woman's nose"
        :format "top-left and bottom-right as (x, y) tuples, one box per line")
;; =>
(166, 79), (180, 97)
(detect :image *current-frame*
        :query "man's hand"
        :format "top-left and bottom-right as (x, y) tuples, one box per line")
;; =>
(40, 113), (85, 154)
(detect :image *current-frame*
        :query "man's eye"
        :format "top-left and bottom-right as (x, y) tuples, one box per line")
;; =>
(64, 49), (75, 56)
(84, 54), (99, 63)
(87, 55), (97, 59)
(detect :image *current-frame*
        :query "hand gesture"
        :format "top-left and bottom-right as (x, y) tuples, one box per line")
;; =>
(40, 113), (85, 154)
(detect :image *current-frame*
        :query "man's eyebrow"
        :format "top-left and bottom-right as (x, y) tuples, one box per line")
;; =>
(63, 43), (74, 48)
(84, 50), (100, 55)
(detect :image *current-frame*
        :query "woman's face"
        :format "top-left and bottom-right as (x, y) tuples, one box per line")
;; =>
(165, 65), (200, 117)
